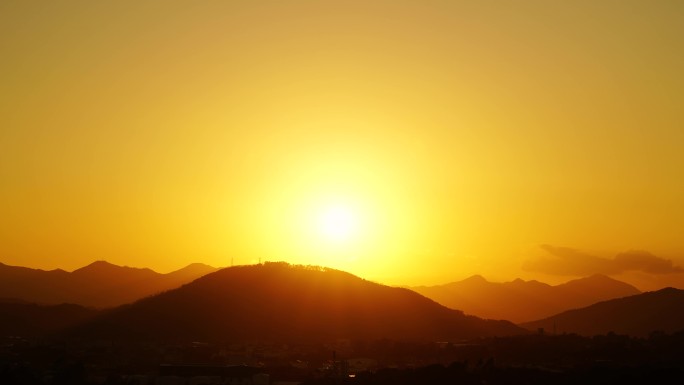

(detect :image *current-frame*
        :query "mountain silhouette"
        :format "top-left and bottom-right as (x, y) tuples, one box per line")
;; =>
(67, 263), (525, 342)
(412, 274), (640, 323)
(0, 302), (99, 336)
(521, 287), (684, 337)
(0, 261), (218, 308)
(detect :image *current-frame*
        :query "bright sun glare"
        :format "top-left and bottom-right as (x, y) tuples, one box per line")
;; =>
(318, 205), (358, 243)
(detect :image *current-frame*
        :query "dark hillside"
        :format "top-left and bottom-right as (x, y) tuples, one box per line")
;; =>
(522, 287), (684, 337)
(70, 263), (524, 342)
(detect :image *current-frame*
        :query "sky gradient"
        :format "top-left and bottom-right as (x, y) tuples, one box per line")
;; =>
(2, 1), (683, 288)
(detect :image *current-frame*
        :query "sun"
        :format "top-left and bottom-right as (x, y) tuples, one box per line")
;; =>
(318, 205), (358, 243)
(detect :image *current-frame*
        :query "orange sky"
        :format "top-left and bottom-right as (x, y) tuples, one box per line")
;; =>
(1, 1), (683, 288)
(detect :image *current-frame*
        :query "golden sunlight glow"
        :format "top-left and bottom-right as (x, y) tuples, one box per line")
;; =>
(1, 1), (683, 286)
(318, 204), (358, 243)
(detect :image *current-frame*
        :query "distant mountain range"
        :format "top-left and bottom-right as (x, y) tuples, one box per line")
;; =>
(521, 287), (684, 337)
(65, 263), (525, 342)
(412, 274), (641, 323)
(0, 261), (218, 308)
(3, 262), (682, 341)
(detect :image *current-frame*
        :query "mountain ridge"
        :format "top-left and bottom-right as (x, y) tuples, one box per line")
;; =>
(0, 301), (99, 336)
(0, 260), (219, 308)
(66, 262), (526, 343)
(412, 274), (641, 323)
(521, 287), (684, 337)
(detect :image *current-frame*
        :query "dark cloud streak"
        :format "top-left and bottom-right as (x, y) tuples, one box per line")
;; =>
(523, 245), (683, 276)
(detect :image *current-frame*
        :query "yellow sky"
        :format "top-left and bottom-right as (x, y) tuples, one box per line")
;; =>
(1, 1), (683, 286)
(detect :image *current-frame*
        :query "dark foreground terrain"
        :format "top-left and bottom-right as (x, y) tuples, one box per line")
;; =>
(2, 331), (684, 384)
(2, 264), (683, 384)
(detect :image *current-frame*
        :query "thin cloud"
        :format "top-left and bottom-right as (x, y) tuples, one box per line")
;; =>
(614, 250), (684, 274)
(523, 245), (683, 276)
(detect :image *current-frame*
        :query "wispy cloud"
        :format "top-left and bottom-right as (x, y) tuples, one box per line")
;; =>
(523, 245), (683, 276)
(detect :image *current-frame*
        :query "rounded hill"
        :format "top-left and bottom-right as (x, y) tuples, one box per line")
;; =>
(70, 263), (524, 342)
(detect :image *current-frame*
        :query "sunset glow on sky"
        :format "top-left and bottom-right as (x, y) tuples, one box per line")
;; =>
(1, 1), (683, 288)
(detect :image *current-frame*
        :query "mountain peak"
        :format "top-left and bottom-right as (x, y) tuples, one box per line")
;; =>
(166, 263), (218, 281)
(462, 274), (488, 283)
(71, 261), (158, 279)
(562, 274), (641, 293)
(74, 260), (159, 272)
(173, 262), (216, 272)
(73, 260), (118, 273)
(186, 262), (214, 268)
(585, 273), (612, 281)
